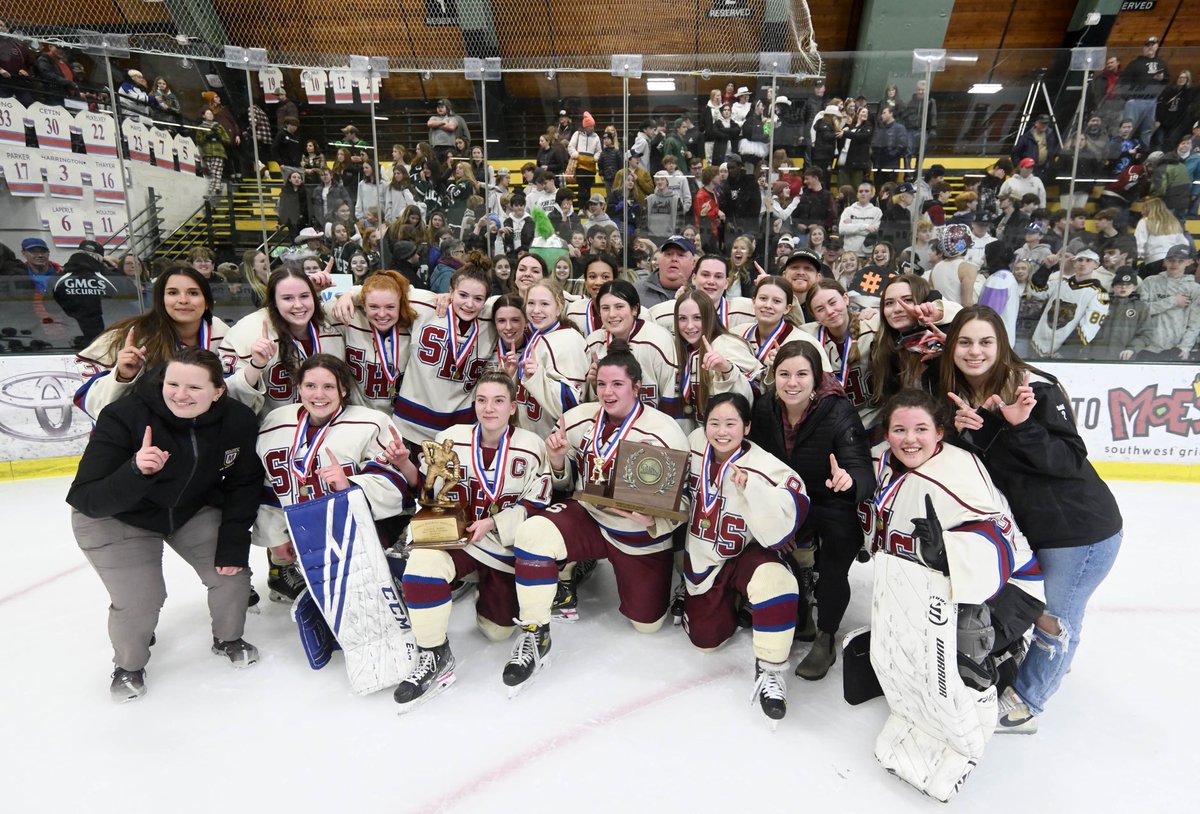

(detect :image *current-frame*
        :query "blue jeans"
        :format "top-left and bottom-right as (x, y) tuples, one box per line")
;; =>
(1014, 530), (1122, 716)
(1122, 98), (1157, 151)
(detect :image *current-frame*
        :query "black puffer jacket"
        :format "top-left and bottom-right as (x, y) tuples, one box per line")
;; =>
(751, 375), (873, 550)
(67, 366), (263, 567)
(946, 379), (1122, 551)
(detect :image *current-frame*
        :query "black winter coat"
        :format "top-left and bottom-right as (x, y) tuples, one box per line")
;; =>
(67, 367), (264, 568)
(946, 379), (1122, 551)
(751, 382), (873, 552)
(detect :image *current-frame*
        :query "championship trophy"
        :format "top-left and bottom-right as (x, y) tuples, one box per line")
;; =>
(409, 438), (469, 548)
(577, 440), (689, 522)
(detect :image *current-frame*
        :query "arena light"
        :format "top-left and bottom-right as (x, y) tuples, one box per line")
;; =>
(969, 83), (1003, 94)
(646, 77), (676, 92)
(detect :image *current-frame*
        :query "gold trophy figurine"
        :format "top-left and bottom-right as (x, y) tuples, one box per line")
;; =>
(409, 439), (469, 547)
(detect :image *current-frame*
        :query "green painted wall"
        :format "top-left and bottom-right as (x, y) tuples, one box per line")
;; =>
(846, 0), (954, 100)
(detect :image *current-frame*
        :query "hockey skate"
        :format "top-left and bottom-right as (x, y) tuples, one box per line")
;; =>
(794, 567), (817, 642)
(551, 579), (579, 622)
(752, 659), (788, 729)
(267, 558), (306, 603)
(110, 667), (146, 703)
(995, 686), (1038, 734)
(246, 586), (261, 614)
(503, 621), (551, 698)
(670, 581), (686, 626)
(394, 641), (456, 713)
(211, 637), (259, 668)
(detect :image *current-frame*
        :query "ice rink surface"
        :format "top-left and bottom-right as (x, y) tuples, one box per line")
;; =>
(2, 476), (1196, 812)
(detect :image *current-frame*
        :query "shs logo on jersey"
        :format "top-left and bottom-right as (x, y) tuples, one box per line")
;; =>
(686, 473), (748, 558)
(415, 324), (487, 391)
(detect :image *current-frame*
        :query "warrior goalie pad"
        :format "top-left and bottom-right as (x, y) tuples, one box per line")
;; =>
(870, 554), (997, 802)
(284, 487), (417, 695)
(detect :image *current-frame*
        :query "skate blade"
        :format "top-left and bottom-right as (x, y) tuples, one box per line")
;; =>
(396, 671), (456, 715)
(112, 689), (145, 703)
(551, 608), (579, 623)
(506, 656), (551, 700)
(268, 590), (299, 604)
(671, 614), (684, 627)
(245, 603), (261, 615)
(765, 716), (780, 733)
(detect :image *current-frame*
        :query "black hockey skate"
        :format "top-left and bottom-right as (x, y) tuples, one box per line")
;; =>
(110, 667), (146, 703)
(211, 637), (259, 668)
(268, 557), (306, 603)
(670, 581), (686, 626)
(752, 659), (788, 728)
(503, 621), (551, 697)
(394, 641), (456, 712)
(552, 579), (578, 622)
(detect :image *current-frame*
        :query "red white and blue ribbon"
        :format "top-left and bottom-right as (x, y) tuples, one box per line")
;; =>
(817, 325), (852, 386)
(872, 450), (906, 513)
(473, 424), (511, 504)
(446, 306), (479, 375)
(715, 298), (728, 328)
(176, 318), (211, 352)
(522, 321), (559, 367)
(290, 405), (344, 488)
(591, 402), (642, 475)
(585, 302), (597, 335)
(292, 322), (321, 360)
(681, 350), (698, 406)
(700, 442), (746, 518)
(372, 325), (401, 385)
(745, 319), (787, 363)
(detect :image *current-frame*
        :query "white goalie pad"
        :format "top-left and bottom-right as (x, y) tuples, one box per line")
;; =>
(284, 487), (417, 695)
(870, 554), (997, 802)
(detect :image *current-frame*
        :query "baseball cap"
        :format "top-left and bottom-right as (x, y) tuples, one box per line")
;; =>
(895, 182), (916, 194)
(588, 193), (606, 205)
(1165, 243), (1194, 260)
(558, 109), (567, 116)
(1074, 249), (1100, 262)
(653, 170), (669, 179)
(78, 239), (104, 255)
(21, 237), (48, 251)
(661, 235), (696, 255)
(1025, 222), (1043, 234)
(783, 248), (822, 270)
(1145, 36), (1159, 45)
(1035, 114), (1051, 124)
(1017, 157), (1036, 168)
(777, 234), (795, 247)
(736, 86), (750, 96)
(724, 153), (743, 165)
(392, 240), (418, 262)
(496, 166), (510, 176)
(775, 96), (791, 106)
(1112, 269), (1139, 287)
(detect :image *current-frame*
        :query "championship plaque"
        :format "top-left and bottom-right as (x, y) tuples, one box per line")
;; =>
(576, 440), (688, 521)
(409, 439), (468, 549)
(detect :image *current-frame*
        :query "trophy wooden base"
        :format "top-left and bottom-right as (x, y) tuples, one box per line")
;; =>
(408, 506), (469, 549)
(575, 491), (688, 522)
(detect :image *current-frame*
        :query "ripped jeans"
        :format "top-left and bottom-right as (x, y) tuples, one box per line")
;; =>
(1015, 531), (1122, 717)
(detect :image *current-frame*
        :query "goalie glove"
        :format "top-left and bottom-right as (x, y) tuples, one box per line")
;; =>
(911, 494), (949, 576)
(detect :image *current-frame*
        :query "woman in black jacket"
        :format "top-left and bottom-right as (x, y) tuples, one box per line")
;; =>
(939, 306), (1123, 734)
(67, 348), (264, 702)
(750, 341), (872, 680)
(277, 169), (311, 239)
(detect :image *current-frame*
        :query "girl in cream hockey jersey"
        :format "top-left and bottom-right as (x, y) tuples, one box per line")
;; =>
(219, 267), (344, 418)
(671, 290), (761, 431)
(681, 394), (808, 725)
(503, 346), (689, 695)
(75, 267), (228, 420)
(514, 281), (587, 438)
(252, 355), (415, 598)
(395, 372), (552, 711)
(582, 280), (679, 415)
(863, 389), (1043, 802)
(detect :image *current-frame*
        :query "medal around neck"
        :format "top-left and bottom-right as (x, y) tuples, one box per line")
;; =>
(577, 440), (689, 522)
(409, 438), (469, 548)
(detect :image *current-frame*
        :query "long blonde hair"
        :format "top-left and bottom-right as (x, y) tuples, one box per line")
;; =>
(1139, 197), (1184, 236)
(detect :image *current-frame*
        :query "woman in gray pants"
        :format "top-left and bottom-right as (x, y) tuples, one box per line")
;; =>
(67, 348), (264, 702)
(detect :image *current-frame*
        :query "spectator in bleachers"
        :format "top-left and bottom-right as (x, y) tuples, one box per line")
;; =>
(838, 104), (874, 190)
(201, 92), (242, 181)
(966, 217), (997, 270)
(658, 155), (691, 212)
(1092, 55), (1123, 131)
(35, 43), (76, 107)
(607, 172), (644, 241)
(645, 171), (686, 244)
(1119, 36), (1169, 148)
(309, 166), (352, 228)
(277, 169), (310, 239)
(693, 166), (725, 254)
(536, 130), (567, 177)
(331, 147), (358, 206)
(1012, 222), (1054, 275)
(597, 131), (622, 193)
(410, 159), (444, 214)
(9, 237), (61, 292)
(1011, 114), (1059, 180)
(1148, 149), (1192, 221)
(299, 139), (325, 188)
(427, 99), (468, 166)
(1108, 118), (1144, 176)
(870, 104), (907, 185)
(710, 102), (740, 166)
(612, 150), (653, 205)
(839, 181), (882, 258)
(355, 160), (383, 231)
(719, 154), (760, 240)
(1156, 71), (1194, 150)
(273, 116), (302, 170)
(1135, 196), (1191, 278)
(999, 158), (1047, 208)
(152, 77), (180, 124)
(1029, 249), (1107, 357)
(53, 249), (118, 346)
(634, 235), (694, 309)
(0, 21), (34, 104)
(930, 224), (979, 307)
(584, 196), (615, 232)
(382, 164), (417, 222)
(790, 168), (835, 245)
(240, 249), (270, 308)
(274, 88), (298, 132)
(920, 181), (950, 227)
(197, 108), (231, 198)
(899, 217), (935, 273)
(731, 86), (752, 127)
(1088, 269), (1152, 361)
(663, 117), (692, 169)
(977, 159), (1010, 225)
(1135, 243), (1200, 360)
(555, 109), (574, 142)
(247, 99), (272, 174)
(900, 79), (937, 167)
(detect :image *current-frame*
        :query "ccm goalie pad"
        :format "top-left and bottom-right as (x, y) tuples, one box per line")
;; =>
(870, 554), (997, 802)
(284, 487), (417, 695)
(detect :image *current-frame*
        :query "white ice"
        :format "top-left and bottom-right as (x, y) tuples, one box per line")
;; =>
(2, 477), (1196, 812)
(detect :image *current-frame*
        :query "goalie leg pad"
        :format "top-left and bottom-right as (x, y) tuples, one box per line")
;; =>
(292, 590), (341, 670)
